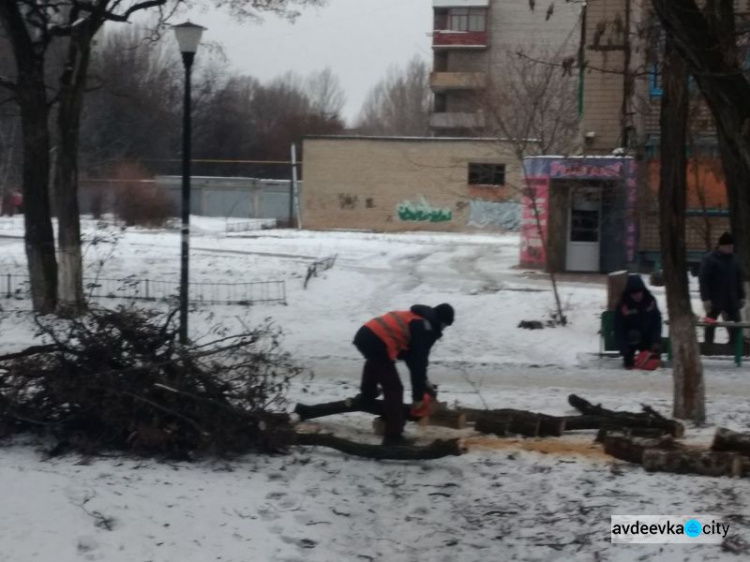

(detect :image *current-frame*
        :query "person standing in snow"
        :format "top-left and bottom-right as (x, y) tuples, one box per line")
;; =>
(699, 232), (745, 345)
(353, 303), (454, 446)
(614, 275), (662, 369)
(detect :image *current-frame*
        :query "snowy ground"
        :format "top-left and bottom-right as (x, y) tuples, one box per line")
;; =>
(2, 216), (750, 561)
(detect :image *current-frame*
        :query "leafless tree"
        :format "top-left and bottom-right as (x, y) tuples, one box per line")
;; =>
(0, 0), (326, 315)
(476, 49), (581, 325)
(482, 48), (580, 155)
(305, 67), (346, 119)
(356, 56), (432, 136)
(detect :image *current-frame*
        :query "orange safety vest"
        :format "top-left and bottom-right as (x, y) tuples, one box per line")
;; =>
(365, 310), (422, 361)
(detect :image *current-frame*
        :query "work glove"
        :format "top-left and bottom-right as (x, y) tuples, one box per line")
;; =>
(410, 393), (433, 418)
(703, 300), (713, 314)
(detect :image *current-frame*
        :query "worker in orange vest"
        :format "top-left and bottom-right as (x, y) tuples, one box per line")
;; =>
(353, 303), (455, 446)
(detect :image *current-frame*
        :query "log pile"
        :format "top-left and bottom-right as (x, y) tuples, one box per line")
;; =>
(292, 392), (750, 474)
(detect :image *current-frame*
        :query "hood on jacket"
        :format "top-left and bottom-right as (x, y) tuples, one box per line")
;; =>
(621, 274), (655, 306)
(410, 304), (444, 337)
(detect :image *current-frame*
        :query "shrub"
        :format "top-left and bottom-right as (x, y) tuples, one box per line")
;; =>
(0, 306), (301, 458)
(110, 162), (174, 228)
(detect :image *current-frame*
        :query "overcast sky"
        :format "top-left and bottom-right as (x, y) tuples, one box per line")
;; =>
(184, 0), (433, 125)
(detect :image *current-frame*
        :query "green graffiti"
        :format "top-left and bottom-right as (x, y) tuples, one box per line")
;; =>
(396, 196), (453, 223)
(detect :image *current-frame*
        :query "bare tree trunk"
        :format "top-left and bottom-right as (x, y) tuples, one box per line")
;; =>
(659, 36), (705, 422)
(0, 0), (58, 313)
(55, 30), (94, 315)
(18, 91), (58, 313)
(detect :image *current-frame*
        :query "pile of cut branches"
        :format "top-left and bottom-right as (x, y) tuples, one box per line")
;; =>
(0, 306), (300, 458)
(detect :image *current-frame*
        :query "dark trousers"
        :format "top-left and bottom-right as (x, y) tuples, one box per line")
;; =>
(705, 308), (742, 345)
(353, 326), (404, 439)
(621, 329), (657, 368)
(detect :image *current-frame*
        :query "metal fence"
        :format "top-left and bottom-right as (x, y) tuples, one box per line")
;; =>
(2, 274), (286, 306)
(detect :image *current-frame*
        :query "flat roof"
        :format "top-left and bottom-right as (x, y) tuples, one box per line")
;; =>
(304, 135), (539, 143)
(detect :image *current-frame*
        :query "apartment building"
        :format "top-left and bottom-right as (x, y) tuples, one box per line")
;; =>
(430, 0), (582, 136)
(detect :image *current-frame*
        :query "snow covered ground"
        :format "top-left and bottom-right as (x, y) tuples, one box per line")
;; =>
(2, 216), (750, 561)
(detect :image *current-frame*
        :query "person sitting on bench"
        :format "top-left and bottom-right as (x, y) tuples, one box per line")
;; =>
(614, 274), (662, 370)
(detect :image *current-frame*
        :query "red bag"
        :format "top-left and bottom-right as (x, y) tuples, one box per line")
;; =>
(634, 350), (661, 371)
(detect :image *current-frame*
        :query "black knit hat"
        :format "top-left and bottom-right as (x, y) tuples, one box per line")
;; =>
(719, 232), (734, 246)
(434, 303), (455, 326)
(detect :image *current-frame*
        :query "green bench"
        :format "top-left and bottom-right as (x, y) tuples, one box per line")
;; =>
(601, 311), (750, 367)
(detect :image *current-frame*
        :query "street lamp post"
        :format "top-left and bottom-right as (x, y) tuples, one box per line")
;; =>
(173, 21), (206, 345)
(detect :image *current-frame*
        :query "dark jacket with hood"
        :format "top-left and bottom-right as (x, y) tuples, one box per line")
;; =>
(699, 250), (745, 312)
(614, 275), (662, 348)
(355, 304), (444, 401)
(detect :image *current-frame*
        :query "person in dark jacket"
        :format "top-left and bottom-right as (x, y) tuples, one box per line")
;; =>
(353, 303), (454, 446)
(614, 275), (662, 369)
(699, 232), (745, 344)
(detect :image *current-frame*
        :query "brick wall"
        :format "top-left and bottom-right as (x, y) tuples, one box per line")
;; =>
(301, 137), (522, 232)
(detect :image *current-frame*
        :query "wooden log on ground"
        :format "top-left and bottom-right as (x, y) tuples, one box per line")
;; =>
(474, 414), (510, 437)
(459, 408), (565, 437)
(422, 410), (467, 430)
(596, 426), (673, 443)
(602, 434), (674, 464)
(564, 415), (682, 437)
(294, 397), (417, 422)
(567, 394), (684, 438)
(293, 432), (464, 460)
(712, 427), (750, 456)
(475, 412), (541, 437)
(0, 344), (59, 363)
(642, 449), (746, 478)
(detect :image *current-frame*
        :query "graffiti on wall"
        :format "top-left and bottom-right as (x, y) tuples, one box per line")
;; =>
(397, 196), (452, 223)
(338, 193), (358, 210)
(549, 161), (624, 179)
(520, 177), (549, 265)
(467, 200), (521, 231)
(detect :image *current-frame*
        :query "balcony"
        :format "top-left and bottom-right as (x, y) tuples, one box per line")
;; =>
(432, 29), (488, 49)
(430, 111), (486, 130)
(430, 72), (487, 91)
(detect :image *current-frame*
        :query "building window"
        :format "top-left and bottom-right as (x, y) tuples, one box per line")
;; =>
(447, 8), (487, 32)
(468, 163), (505, 186)
(434, 93), (447, 113)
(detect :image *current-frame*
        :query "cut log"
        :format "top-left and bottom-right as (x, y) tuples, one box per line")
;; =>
(642, 449), (745, 478)
(474, 414), (509, 437)
(474, 412), (542, 438)
(564, 415), (682, 437)
(459, 408), (565, 437)
(596, 426), (673, 443)
(567, 394), (684, 438)
(423, 410), (467, 430)
(712, 427), (750, 456)
(294, 397), (417, 422)
(603, 434), (676, 464)
(293, 432), (464, 460)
